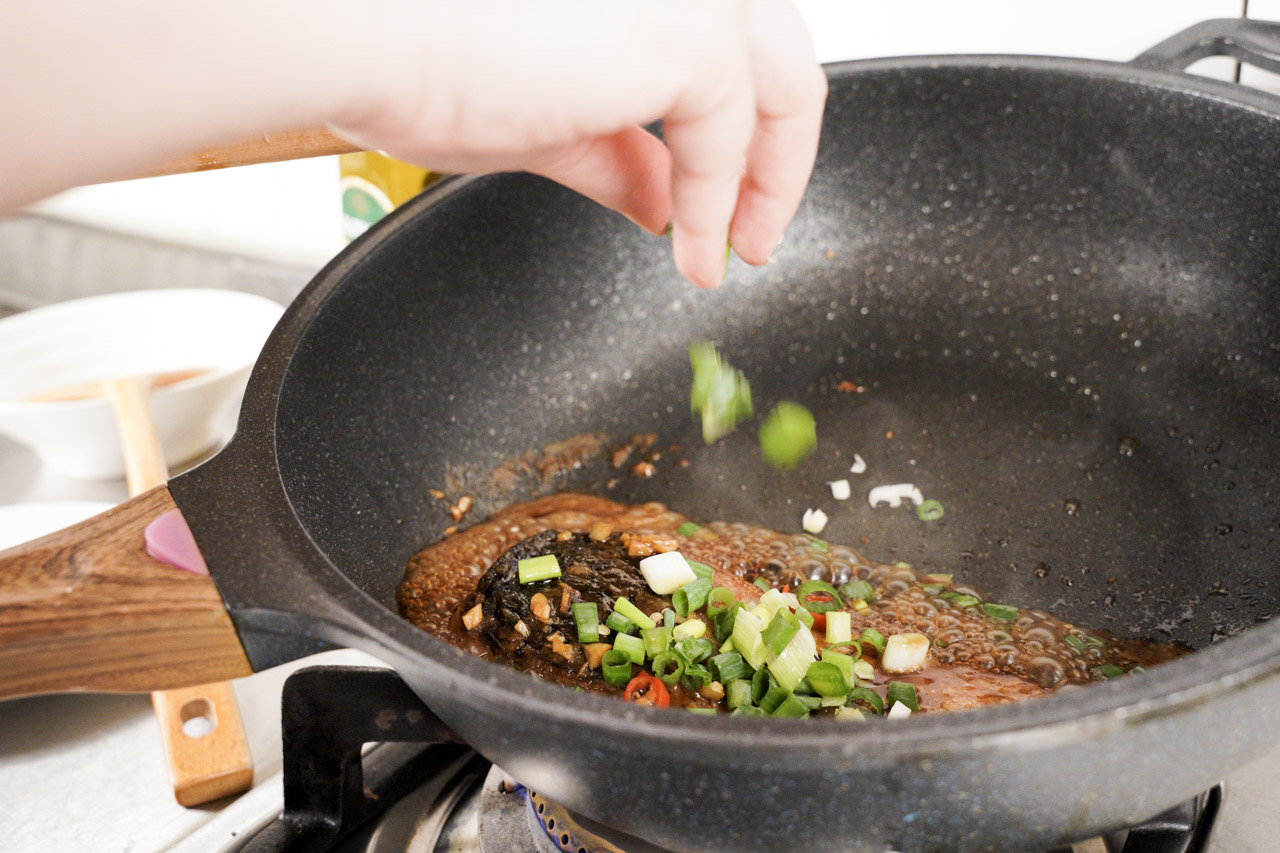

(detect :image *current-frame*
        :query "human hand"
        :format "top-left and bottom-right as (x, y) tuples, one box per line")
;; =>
(331, 0), (827, 288)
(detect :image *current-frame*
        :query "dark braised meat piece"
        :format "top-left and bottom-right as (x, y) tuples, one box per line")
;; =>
(455, 530), (666, 674)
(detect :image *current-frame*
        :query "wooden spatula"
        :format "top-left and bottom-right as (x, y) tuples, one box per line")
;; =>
(102, 377), (254, 806)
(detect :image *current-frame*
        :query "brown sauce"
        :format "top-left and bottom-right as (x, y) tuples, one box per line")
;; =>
(397, 494), (1184, 714)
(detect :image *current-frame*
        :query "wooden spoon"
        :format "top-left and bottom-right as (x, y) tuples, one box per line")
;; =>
(102, 377), (254, 806)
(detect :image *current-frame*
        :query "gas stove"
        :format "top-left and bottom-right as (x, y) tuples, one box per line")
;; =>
(228, 666), (1221, 853)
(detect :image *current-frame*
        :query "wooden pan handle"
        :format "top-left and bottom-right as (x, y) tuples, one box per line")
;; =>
(0, 486), (253, 700)
(132, 127), (360, 179)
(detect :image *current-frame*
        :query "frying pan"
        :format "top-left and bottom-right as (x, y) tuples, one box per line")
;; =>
(5, 18), (1280, 852)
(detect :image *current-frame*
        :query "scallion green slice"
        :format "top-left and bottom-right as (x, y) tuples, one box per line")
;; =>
(771, 692), (811, 718)
(651, 650), (684, 687)
(677, 522), (702, 537)
(663, 608), (676, 629)
(1093, 664), (1125, 679)
(675, 637), (715, 666)
(751, 668), (777, 704)
(731, 704), (767, 717)
(572, 601), (599, 644)
(753, 577), (773, 593)
(707, 587), (735, 620)
(673, 577), (713, 617)
(613, 597), (656, 630)
(759, 686), (791, 714)
(689, 341), (754, 444)
(921, 584), (945, 595)
(1064, 634), (1086, 651)
(793, 693), (822, 711)
(838, 580), (875, 603)
(982, 602), (1019, 622)
(725, 678), (753, 710)
(758, 401), (817, 471)
(681, 662), (712, 691)
(860, 627), (886, 655)
(605, 611), (636, 635)
(916, 499), (945, 522)
(805, 661), (849, 698)
(612, 632), (646, 666)
(795, 579), (843, 614)
(885, 681), (920, 712)
(713, 602), (742, 643)
(641, 626), (673, 658)
(761, 609), (802, 655)
(709, 651), (751, 684)
(687, 560), (715, 583)
(794, 607), (815, 629)
(601, 649), (633, 687)
(731, 608), (768, 670)
(825, 611), (853, 645)
(846, 686), (884, 714)
(820, 649), (854, 686)
(517, 554), (561, 584)
(938, 591), (980, 608)
(808, 537), (829, 554)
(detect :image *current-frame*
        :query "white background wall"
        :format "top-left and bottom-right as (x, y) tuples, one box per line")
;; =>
(24, 0), (1269, 269)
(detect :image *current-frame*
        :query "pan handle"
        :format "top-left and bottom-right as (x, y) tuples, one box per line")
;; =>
(1132, 18), (1280, 74)
(0, 486), (253, 700)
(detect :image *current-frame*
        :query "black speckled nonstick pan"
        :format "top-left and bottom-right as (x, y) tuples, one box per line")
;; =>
(7, 18), (1280, 853)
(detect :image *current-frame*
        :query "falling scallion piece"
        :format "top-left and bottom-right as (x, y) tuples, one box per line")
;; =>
(677, 521), (701, 537)
(916, 499), (945, 522)
(689, 341), (754, 444)
(758, 401), (817, 471)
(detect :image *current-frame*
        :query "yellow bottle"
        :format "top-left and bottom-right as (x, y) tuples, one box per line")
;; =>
(339, 151), (439, 240)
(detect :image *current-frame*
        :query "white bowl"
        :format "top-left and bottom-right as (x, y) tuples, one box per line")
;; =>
(0, 502), (115, 550)
(0, 289), (283, 479)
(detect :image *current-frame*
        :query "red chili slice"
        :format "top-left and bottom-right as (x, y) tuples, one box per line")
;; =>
(810, 611), (827, 630)
(623, 672), (671, 707)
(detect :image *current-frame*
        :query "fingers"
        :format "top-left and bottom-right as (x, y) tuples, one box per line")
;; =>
(730, 0), (827, 265)
(530, 125), (673, 236)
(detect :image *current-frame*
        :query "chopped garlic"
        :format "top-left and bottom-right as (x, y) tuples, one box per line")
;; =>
(639, 551), (696, 594)
(887, 701), (913, 720)
(867, 483), (924, 509)
(802, 508), (829, 534)
(881, 632), (931, 673)
(849, 454), (867, 474)
(828, 479), (851, 500)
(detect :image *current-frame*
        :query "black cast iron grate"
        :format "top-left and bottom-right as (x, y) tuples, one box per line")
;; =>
(234, 666), (1221, 853)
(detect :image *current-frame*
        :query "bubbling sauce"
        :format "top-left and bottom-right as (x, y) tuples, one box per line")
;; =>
(396, 494), (1182, 713)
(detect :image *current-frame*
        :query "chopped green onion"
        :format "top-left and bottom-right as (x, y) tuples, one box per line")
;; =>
(601, 649), (633, 687)
(805, 661), (849, 698)
(689, 341), (754, 444)
(681, 663), (712, 691)
(808, 537), (830, 554)
(613, 598), (656, 630)
(751, 669), (777, 703)
(687, 560), (714, 583)
(709, 651), (751, 684)
(1064, 634), (1086, 651)
(834, 707), (866, 722)
(673, 577), (713, 617)
(820, 649), (854, 686)
(731, 704), (768, 717)
(885, 681), (920, 712)
(687, 707), (718, 715)
(516, 554), (561, 584)
(759, 686), (791, 714)
(938, 591), (980, 608)
(753, 577), (773, 592)
(921, 584), (945, 596)
(758, 401), (817, 471)
(1093, 664), (1125, 679)
(852, 659), (874, 681)
(719, 636), (735, 654)
(732, 608), (769, 670)
(672, 619), (706, 641)
(663, 608), (676, 629)
(771, 692), (811, 718)
(725, 678), (754, 709)
(612, 633), (646, 666)
(825, 611), (853, 645)
(572, 602), (600, 644)
(605, 611), (636, 635)
(761, 609), (802, 655)
(713, 602), (742, 643)
(794, 607), (815, 629)
(846, 686), (884, 714)
(793, 693), (822, 711)
(677, 522), (701, 537)
(859, 627), (886, 655)
(793, 677), (816, 696)
(675, 637), (715, 666)
(916, 499), (945, 521)
(838, 580), (875, 603)
(766, 619), (818, 691)
(707, 587), (735, 620)
(1085, 635), (1107, 648)
(982, 603), (1019, 622)
(641, 626), (673, 658)
(650, 650), (685, 687)
(795, 580), (843, 614)
(755, 589), (789, 620)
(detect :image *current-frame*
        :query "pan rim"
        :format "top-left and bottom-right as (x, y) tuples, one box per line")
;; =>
(210, 52), (1280, 760)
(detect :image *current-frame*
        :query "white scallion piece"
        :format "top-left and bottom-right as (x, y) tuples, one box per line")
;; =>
(849, 454), (867, 474)
(779, 591), (801, 612)
(835, 706), (866, 722)
(887, 701), (913, 720)
(852, 659), (874, 681)
(828, 479), (852, 500)
(802, 507), (829, 534)
(638, 551), (696, 595)
(673, 619), (706, 641)
(867, 483), (924, 509)
(881, 632), (931, 673)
